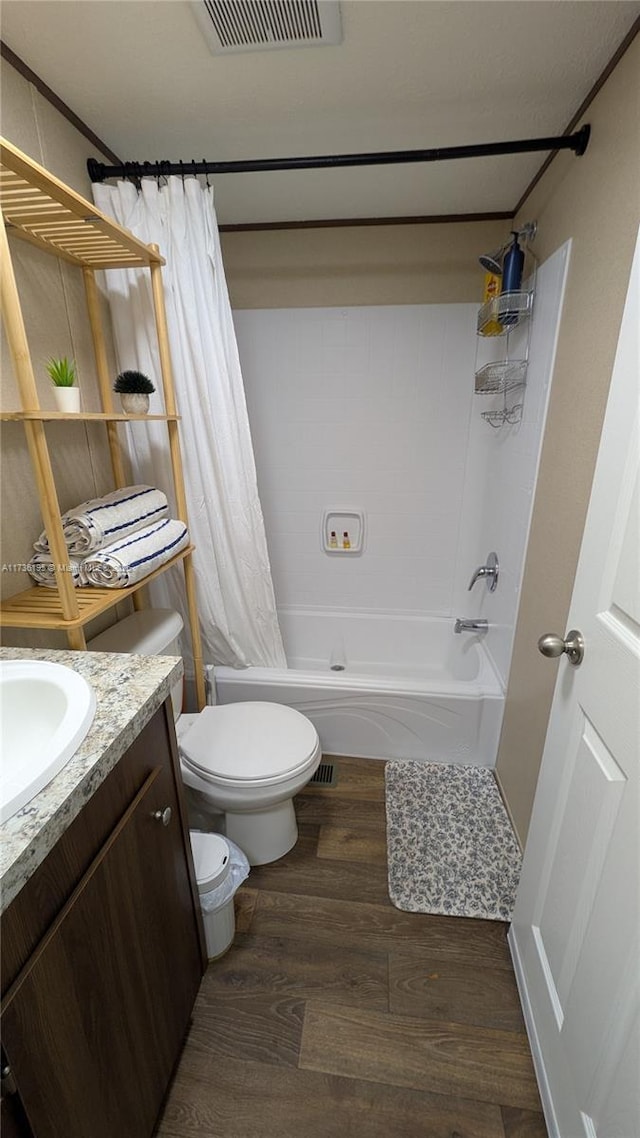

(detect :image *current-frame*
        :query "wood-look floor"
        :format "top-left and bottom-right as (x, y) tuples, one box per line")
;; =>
(157, 757), (547, 1138)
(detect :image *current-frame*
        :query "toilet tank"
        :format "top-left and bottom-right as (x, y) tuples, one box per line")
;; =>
(87, 609), (185, 720)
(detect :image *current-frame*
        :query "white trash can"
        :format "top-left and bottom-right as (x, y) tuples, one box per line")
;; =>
(190, 832), (250, 960)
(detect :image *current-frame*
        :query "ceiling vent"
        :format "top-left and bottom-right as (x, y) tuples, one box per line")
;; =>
(191, 0), (342, 54)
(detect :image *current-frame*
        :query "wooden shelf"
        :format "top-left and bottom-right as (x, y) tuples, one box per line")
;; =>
(1, 411), (181, 422)
(1, 139), (164, 269)
(0, 547), (196, 630)
(1, 139), (205, 705)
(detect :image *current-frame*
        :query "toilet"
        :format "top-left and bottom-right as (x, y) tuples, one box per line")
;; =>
(88, 609), (321, 864)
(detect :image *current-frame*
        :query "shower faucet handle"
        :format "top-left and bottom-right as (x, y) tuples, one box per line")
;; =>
(468, 552), (499, 592)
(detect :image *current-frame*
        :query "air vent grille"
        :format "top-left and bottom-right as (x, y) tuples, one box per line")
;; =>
(192, 0), (342, 54)
(309, 762), (337, 787)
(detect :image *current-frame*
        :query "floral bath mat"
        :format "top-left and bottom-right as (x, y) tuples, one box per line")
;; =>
(385, 761), (522, 921)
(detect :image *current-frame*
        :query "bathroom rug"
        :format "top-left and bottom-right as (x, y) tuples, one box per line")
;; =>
(385, 761), (522, 921)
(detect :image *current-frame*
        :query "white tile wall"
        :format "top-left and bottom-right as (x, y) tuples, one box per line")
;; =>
(454, 242), (572, 686)
(235, 304), (477, 615)
(234, 250), (569, 692)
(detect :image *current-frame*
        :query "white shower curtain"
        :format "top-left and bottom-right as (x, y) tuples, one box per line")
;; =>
(93, 176), (286, 669)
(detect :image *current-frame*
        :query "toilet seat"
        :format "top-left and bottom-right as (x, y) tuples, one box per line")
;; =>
(179, 702), (320, 788)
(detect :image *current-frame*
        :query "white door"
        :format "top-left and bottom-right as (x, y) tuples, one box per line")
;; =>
(509, 228), (640, 1138)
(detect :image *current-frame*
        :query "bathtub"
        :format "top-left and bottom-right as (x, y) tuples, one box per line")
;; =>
(214, 610), (504, 767)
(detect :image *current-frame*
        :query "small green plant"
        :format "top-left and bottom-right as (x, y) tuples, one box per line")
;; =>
(114, 370), (155, 394)
(46, 357), (76, 388)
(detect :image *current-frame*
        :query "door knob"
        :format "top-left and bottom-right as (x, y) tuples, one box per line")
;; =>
(537, 630), (584, 666)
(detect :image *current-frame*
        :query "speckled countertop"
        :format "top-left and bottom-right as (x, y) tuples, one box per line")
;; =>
(0, 647), (183, 913)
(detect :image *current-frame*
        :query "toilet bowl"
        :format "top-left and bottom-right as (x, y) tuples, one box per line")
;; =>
(87, 609), (321, 865)
(179, 702), (320, 863)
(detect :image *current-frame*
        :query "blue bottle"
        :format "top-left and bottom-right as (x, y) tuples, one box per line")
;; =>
(501, 232), (525, 324)
(503, 232), (524, 291)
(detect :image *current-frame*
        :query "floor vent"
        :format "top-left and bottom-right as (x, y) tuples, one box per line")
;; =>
(191, 0), (342, 54)
(309, 761), (337, 787)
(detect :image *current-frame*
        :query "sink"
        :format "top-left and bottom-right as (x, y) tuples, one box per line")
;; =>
(0, 660), (96, 825)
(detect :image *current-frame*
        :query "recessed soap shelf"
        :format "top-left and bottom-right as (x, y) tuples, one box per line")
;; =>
(477, 290), (533, 337)
(322, 509), (365, 554)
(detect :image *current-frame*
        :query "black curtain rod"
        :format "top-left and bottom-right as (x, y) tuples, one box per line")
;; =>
(87, 125), (590, 183)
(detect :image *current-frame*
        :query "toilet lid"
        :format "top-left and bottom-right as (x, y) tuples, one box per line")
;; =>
(180, 702), (319, 782)
(190, 831), (230, 894)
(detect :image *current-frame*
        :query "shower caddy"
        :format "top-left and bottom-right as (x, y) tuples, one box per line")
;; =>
(0, 138), (206, 709)
(474, 273), (536, 427)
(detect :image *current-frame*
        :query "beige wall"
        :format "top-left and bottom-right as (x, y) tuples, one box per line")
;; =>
(221, 218), (509, 308)
(495, 35), (640, 844)
(1, 60), (124, 646)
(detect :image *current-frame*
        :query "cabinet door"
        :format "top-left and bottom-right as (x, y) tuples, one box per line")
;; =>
(1, 1053), (34, 1138)
(1, 765), (202, 1138)
(0, 1097), (33, 1138)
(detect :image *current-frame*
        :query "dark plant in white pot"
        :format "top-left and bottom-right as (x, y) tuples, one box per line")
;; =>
(114, 370), (155, 414)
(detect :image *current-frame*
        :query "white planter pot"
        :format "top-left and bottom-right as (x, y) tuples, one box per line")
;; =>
(120, 393), (150, 414)
(53, 387), (80, 413)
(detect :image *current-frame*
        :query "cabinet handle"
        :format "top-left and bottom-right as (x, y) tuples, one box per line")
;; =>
(1, 1062), (17, 1096)
(152, 806), (172, 826)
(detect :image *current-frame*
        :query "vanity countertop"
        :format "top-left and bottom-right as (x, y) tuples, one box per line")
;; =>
(0, 646), (183, 913)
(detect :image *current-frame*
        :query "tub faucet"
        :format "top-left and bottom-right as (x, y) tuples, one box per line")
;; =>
(454, 618), (488, 634)
(468, 552), (499, 592)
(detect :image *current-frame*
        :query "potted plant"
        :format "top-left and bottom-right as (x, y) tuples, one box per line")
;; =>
(114, 370), (156, 414)
(47, 356), (80, 412)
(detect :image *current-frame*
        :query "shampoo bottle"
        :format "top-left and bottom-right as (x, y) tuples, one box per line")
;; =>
(501, 232), (525, 326)
(502, 232), (524, 292)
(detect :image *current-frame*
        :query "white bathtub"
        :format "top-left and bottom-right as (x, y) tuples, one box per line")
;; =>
(214, 610), (504, 766)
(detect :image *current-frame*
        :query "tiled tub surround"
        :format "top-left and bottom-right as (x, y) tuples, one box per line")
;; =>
(232, 258), (569, 768)
(215, 611), (503, 765)
(453, 242), (571, 688)
(235, 303), (476, 616)
(0, 647), (182, 911)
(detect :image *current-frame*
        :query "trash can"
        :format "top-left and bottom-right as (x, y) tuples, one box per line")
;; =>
(190, 832), (250, 960)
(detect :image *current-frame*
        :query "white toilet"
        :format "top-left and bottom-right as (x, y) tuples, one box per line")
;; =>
(88, 609), (321, 864)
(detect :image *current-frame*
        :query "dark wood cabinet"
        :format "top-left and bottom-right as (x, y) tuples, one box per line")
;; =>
(1, 1055), (33, 1138)
(0, 702), (205, 1137)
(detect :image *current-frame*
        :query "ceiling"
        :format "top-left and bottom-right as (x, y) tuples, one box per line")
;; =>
(1, 1), (638, 225)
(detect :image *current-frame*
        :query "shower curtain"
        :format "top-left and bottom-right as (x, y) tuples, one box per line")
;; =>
(93, 176), (286, 669)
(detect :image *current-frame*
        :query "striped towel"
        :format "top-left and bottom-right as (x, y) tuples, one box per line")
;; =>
(34, 485), (169, 556)
(82, 519), (189, 588)
(27, 553), (88, 589)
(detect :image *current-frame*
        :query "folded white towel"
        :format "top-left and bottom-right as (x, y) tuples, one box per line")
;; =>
(27, 553), (88, 589)
(82, 518), (189, 588)
(34, 485), (169, 556)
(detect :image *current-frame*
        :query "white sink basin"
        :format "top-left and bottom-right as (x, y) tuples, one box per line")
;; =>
(0, 660), (96, 825)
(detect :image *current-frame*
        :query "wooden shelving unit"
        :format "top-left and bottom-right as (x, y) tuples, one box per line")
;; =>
(0, 546), (196, 629)
(0, 137), (205, 708)
(0, 411), (181, 422)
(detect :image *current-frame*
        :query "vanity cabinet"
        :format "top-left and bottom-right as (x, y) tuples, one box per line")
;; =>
(0, 703), (206, 1137)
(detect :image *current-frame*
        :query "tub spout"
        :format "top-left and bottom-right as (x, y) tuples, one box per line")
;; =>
(454, 618), (488, 634)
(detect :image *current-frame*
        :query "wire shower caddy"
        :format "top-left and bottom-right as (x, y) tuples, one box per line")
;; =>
(474, 280), (536, 427)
